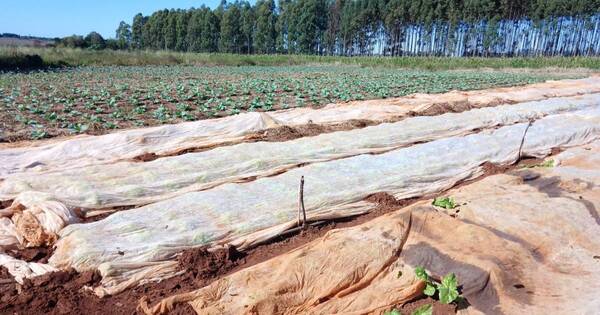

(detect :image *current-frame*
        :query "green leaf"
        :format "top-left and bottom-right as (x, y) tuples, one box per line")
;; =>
(521, 159), (555, 169)
(414, 266), (429, 281)
(411, 304), (433, 315)
(432, 197), (456, 209)
(423, 283), (436, 296)
(438, 273), (460, 304)
(441, 273), (457, 289)
(438, 286), (458, 304)
(384, 309), (402, 315)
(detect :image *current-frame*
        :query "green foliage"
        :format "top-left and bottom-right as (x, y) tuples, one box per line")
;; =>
(84, 32), (106, 50)
(27, 0), (599, 58)
(412, 304), (433, 315)
(3, 47), (599, 69)
(30, 128), (48, 140)
(0, 61), (581, 141)
(432, 197), (456, 209)
(384, 303), (432, 315)
(116, 21), (132, 49)
(50, 0), (596, 57)
(522, 159), (555, 168)
(539, 159), (555, 167)
(438, 273), (459, 304)
(131, 13), (146, 49)
(68, 123), (89, 134)
(57, 35), (87, 49)
(254, 0), (277, 54)
(414, 266), (429, 281)
(414, 266), (461, 305)
(219, 4), (243, 53)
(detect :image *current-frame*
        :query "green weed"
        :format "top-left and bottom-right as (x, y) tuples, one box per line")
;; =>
(521, 159), (555, 169)
(432, 197), (457, 209)
(384, 303), (432, 315)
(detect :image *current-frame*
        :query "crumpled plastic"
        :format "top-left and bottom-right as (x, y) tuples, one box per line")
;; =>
(49, 108), (600, 296)
(142, 140), (600, 314)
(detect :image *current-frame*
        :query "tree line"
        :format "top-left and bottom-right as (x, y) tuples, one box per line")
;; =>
(58, 0), (600, 56)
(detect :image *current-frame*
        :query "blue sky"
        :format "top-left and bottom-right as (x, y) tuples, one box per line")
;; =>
(0, 1), (241, 39)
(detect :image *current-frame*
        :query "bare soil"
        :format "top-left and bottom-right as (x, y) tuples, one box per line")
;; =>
(397, 297), (458, 315)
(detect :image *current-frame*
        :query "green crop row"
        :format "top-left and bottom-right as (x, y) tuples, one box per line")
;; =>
(0, 65), (580, 141)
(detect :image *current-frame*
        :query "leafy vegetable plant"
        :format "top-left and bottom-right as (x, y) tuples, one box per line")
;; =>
(414, 266), (460, 304)
(432, 197), (456, 209)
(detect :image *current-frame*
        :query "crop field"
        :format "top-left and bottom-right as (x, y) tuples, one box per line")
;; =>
(0, 65), (578, 141)
(2, 74), (600, 314)
(1, 67), (600, 314)
(1, 54), (600, 315)
(3, 0), (600, 313)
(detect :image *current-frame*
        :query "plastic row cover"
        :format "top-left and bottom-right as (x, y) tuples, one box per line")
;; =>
(47, 108), (600, 296)
(2, 95), (597, 252)
(0, 253), (58, 284)
(1, 77), (599, 178)
(143, 142), (600, 314)
(1, 99), (582, 271)
(1, 94), (597, 212)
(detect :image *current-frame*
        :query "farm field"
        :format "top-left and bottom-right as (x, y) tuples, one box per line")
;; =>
(4, 0), (600, 313)
(1, 71), (600, 314)
(0, 65), (581, 141)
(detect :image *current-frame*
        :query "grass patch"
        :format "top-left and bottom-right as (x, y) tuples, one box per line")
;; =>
(1, 47), (599, 70)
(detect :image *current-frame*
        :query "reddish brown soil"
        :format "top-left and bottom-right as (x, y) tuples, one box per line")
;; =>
(257, 119), (374, 142)
(0, 157), (546, 314)
(0, 199), (12, 209)
(132, 152), (160, 162)
(5, 246), (54, 264)
(0, 267), (102, 315)
(396, 296), (458, 315)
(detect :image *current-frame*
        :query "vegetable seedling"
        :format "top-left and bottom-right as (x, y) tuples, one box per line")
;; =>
(414, 266), (461, 304)
(432, 197), (457, 209)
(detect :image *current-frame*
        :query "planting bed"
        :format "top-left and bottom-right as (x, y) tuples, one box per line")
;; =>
(0, 66), (579, 141)
(0, 161), (535, 315)
(1, 76), (600, 314)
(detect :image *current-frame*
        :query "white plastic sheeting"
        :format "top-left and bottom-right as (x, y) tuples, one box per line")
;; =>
(0, 112), (280, 178)
(1, 94), (598, 212)
(45, 108), (600, 296)
(0, 253), (58, 284)
(7, 192), (80, 247)
(142, 141), (600, 314)
(1, 94), (598, 256)
(2, 95), (597, 254)
(1, 77), (599, 178)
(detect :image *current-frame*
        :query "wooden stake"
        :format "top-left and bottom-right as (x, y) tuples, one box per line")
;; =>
(517, 119), (534, 161)
(298, 176), (307, 229)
